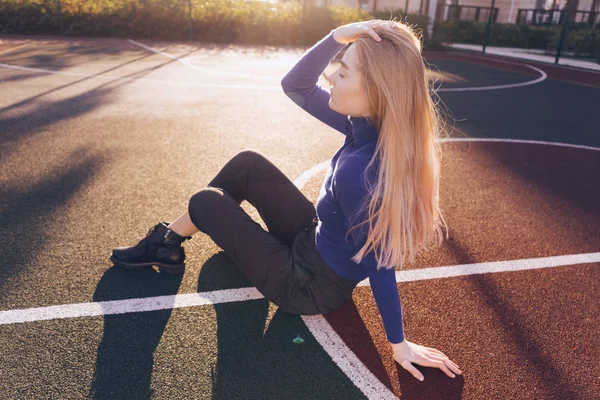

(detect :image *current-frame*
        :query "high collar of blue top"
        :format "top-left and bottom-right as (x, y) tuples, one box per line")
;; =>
(348, 116), (379, 147)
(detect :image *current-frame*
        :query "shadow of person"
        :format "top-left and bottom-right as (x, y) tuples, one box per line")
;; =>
(324, 300), (393, 389)
(89, 266), (183, 400)
(395, 361), (465, 400)
(198, 252), (367, 399)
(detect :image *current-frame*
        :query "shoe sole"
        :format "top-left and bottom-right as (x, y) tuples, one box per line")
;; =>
(110, 255), (185, 275)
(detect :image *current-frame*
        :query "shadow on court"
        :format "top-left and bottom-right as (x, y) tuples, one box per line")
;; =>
(197, 252), (364, 399)
(446, 237), (580, 400)
(90, 267), (183, 400)
(0, 150), (108, 299)
(0, 47), (198, 154)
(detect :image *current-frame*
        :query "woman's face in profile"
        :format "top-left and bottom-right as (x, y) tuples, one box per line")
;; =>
(326, 44), (372, 118)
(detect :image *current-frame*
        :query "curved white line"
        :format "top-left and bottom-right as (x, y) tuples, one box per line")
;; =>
(294, 159), (398, 399)
(0, 137), (596, 398)
(128, 38), (286, 81)
(126, 38), (279, 82)
(180, 56), (280, 81)
(437, 64), (547, 92)
(293, 161), (329, 189)
(298, 136), (598, 400)
(439, 137), (600, 152)
(0, 58), (548, 94)
(127, 38), (547, 92)
(0, 44), (548, 94)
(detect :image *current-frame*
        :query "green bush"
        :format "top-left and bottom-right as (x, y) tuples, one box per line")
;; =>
(4, 0), (595, 55)
(0, 0), (435, 46)
(433, 20), (485, 44)
(566, 28), (600, 56)
(433, 19), (600, 56)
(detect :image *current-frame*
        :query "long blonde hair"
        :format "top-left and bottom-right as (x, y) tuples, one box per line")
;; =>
(344, 19), (449, 270)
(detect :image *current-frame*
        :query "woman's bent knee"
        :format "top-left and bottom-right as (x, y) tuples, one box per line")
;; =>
(231, 149), (269, 167)
(188, 187), (228, 230)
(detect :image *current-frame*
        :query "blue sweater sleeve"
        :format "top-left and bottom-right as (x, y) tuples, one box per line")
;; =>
(367, 262), (405, 344)
(280, 30), (352, 136)
(337, 161), (406, 344)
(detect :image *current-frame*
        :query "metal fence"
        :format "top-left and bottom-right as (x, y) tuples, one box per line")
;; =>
(433, 0), (599, 65)
(516, 8), (600, 27)
(446, 5), (499, 23)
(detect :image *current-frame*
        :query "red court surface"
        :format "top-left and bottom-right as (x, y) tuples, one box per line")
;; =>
(322, 140), (600, 399)
(0, 34), (598, 399)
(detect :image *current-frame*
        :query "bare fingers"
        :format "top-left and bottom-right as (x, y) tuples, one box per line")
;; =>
(445, 359), (462, 375)
(439, 362), (456, 378)
(400, 360), (424, 382)
(362, 26), (381, 42)
(427, 358), (458, 378)
(425, 348), (462, 376)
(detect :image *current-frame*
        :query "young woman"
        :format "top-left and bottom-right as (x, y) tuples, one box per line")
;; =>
(110, 19), (461, 382)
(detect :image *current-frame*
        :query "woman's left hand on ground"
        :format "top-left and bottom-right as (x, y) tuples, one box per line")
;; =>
(391, 339), (462, 382)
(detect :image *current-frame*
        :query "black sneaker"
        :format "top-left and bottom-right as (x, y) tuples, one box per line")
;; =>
(110, 222), (192, 274)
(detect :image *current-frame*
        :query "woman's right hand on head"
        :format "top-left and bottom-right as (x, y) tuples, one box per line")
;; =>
(333, 20), (384, 45)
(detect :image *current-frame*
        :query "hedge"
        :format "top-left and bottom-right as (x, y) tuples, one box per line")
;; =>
(434, 20), (600, 57)
(0, 0), (429, 46)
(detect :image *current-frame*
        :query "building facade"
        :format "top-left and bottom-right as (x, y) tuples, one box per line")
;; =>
(312, 0), (597, 24)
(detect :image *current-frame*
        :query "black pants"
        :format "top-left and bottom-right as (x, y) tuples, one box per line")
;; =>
(188, 150), (360, 315)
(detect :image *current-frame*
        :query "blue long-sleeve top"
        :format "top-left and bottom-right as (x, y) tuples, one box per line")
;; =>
(281, 30), (405, 344)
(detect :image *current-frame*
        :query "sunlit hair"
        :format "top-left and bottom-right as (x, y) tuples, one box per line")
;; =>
(344, 19), (449, 270)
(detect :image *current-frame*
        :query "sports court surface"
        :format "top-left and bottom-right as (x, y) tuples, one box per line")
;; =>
(0, 34), (599, 399)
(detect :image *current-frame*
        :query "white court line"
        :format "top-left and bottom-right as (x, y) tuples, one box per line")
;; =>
(10, 251), (595, 319)
(436, 64), (547, 92)
(292, 160), (330, 189)
(128, 38), (547, 92)
(302, 314), (398, 400)
(1, 255), (598, 399)
(439, 137), (600, 152)
(126, 39), (278, 81)
(0, 255), (598, 398)
(0, 287), (264, 325)
(0, 54), (546, 93)
(0, 138), (597, 399)
(303, 137), (598, 400)
(360, 252), (600, 287)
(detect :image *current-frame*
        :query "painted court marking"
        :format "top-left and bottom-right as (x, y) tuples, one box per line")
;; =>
(4, 250), (595, 325)
(434, 63), (547, 92)
(0, 39), (547, 93)
(1, 139), (599, 398)
(128, 38), (547, 92)
(440, 137), (600, 152)
(126, 39), (278, 81)
(2, 136), (596, 326)
(0, 41), (595, 395)
(302, 314), (398, 400)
